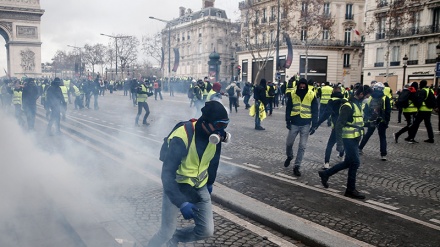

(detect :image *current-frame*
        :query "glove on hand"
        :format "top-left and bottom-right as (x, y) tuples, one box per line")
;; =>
(286, 122), (291, 130)
(309, 126), (317, 135)
(180, 202), (199, 219)
(207, 184), (213, 194)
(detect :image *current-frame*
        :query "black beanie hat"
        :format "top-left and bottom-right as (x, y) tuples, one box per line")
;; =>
(201, 101), (228, 123)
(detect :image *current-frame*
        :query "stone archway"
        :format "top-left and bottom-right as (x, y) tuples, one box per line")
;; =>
(0, 0), (44, 78)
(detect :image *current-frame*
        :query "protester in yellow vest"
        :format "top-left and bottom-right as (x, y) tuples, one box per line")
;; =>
(318, 85), (373, 200)
(12, 81), (25, 126)
(135, 80), (151, 126)
(393, 82), (418, 143)
(284, 78), (319, 177)
(148, 101), (230, 247)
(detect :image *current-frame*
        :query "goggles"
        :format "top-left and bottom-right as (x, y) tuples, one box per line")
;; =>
(211, 119), (230, 130)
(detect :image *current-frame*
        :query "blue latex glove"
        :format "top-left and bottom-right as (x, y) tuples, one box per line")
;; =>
(180, 202), (198, 219)
(207, 184), (213, 194)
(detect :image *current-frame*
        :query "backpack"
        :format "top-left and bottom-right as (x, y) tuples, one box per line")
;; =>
(424, 89), (436, 109)
(396, 90), (410, 109)
(268, 85), (275, 97)
(368, 96), (384, 124)
(227, 86), (235, 97)
(159, 119), (196, 162)
(187, 87), (194, 99)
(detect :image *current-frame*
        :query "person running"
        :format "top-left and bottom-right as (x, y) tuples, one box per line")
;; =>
(135, 80), (151, 126)
(318, 85), (372, 200)
(393, 82), (418, 143)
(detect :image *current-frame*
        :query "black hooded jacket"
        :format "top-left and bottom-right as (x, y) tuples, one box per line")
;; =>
(285, 81), (319, 127)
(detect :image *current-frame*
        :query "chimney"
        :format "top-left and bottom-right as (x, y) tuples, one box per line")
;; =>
(179, 6), (186, 17)
(203, 0), (215, 8)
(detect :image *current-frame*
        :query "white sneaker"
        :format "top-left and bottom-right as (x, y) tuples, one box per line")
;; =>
(323, 163), (330, 169)
(381, 156), (387, 161)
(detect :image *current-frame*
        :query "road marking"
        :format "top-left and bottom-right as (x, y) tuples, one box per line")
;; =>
(313, 185), (341, 193)
(243, 163), (261, 169)
(429, 219), (440, 224)
(212, 205), (298, 247)
(221, 155), (232, 160)
(276, 173), (297, 180)
(366, 200), (399, 211)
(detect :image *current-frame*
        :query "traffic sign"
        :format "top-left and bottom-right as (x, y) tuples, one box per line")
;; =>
(436, 62), (440, 78)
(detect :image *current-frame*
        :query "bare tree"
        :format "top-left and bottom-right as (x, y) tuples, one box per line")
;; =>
(366, 0), (422, 81)
(141, 32), (162, 65)
(82, 44), (106, 75)
(287, 0), (335, 79)
(239, 0), (298, 85)
(113, 36), (140, 77)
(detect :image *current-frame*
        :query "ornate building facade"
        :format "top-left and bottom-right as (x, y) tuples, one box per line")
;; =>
(237, 0), (364, 86)
(158, 0), (240, 81)
(363, 0), (440, 92)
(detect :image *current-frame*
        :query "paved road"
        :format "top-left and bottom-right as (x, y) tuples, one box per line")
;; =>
(1, 90), (439, 246)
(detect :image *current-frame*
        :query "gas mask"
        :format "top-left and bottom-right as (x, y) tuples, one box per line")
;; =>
(207, 119), (231, 144)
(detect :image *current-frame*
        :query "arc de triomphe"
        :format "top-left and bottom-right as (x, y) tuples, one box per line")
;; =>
(0, 0), (44, 78)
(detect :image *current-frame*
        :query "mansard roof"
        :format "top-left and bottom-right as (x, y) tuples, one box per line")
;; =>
(168, 7), (228, 27)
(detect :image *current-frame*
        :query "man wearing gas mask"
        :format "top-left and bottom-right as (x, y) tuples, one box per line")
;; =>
(148, 100), (230, 247)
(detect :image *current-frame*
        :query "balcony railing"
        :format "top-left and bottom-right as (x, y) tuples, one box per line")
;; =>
(390, 61), (400, 66)
(235, 39), (363, 52)
(343, 64), (351, 68)
(377, 1), (388, 7)
(425, 58), (437, 64)
(407, 60), (418, 65)
(376, 33), (386, 40)
(374, 62), (384, 67)
(387, 25), (440, 39)
(269, 16), (275, 22)
(345, 14), (354, 20)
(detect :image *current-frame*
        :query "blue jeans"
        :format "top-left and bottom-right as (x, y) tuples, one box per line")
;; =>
(255, 101), (263, 128)
(147, 185), (214, 246)
(322, 137), (361, 192)
(359, 123), (387, 156)
(286, 124), (310, 167)
(325, 128), (344, 163)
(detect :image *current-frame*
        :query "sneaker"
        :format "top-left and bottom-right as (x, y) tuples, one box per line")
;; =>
(318, 171), (329, 188)
(323, 163), (330, 169)
(255, 126), (265, 130)
(359, 149), (363, 155)
(143, 122), (150, 126)
(293, 166), (301, 177)
(424, 139), (434, 143)
(393, 133), (399, 143)
(381, 156), (387, 161)
(344, 189), (366, 200)
(407, 139), (418, 144)
(284, 157), (293, 167)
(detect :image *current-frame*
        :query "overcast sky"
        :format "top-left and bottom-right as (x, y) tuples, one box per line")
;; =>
(0, 0), (240, 77)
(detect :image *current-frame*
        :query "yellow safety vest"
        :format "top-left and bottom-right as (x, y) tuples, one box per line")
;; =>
(170, 122), (216, 188)
(285, 80), (296, 95)
(290, 88), (315, 119)
(206, 89), (216, 101)
(320, 85), (333, 104)
(72, 85), (80, 96)
(266, 85), (276, 98)
(63, 80), (71, 89)
(203, 82), (210, 96)
(419, 88), (433, 112)
(341, 101), (364, 138)
(403, 100), (417, 113)
(12, 90), (22, 105)
(60, 86), (69, 102)
(137, 84), (148, 103)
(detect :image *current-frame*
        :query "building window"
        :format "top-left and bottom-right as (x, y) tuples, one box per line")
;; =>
(255, 10), (259, 24)
(262, 8), (267, 23)
(324, 2), (330, 16)
(262, 32), (267, 44)
(187, 31), (190, 40)
(301, 29), (307, 41)
(409, 44), (418, 64)
(345, 4), (353, 20)
(428, 43), (437, 59)
(433, 8), (440, 32)
(323, 29), (329, 40)
(377, 17), (386, 39)
(343, 54), (350, 67)
(391, 46), (400, 62)
(198, 28), (202, 38)
(216, 11), (222, 18)
(270, 30), (275, 42)
(271, 6), (276, 22)
(255, 34), (259, 44)
(375, 48), (384, 67)
(302, 2), (308, 15)
(344, 29), (351, 45)
(412, 11), (420, 34)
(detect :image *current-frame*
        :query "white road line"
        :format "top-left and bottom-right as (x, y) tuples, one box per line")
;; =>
(243, 163), (261, 169)
(220, 155), (232, 160)
(276, 173), (297, 180)
(429, 219), (440, 224)
(313, 185), (341, 193)
(212, 205), (298, 247)
(366, 200), (399, 211)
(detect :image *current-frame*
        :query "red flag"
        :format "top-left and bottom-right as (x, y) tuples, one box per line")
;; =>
(354, 29), (360, 36)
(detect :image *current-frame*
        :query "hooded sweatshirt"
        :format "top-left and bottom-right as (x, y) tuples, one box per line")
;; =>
(285, 80), (319, 127)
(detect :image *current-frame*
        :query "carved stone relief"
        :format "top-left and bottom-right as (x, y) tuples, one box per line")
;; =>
(17, 25), (37, 38)
(0, 21), (12, 33)
(20, 48), (35, 72)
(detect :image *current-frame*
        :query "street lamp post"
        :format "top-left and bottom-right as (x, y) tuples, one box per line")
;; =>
(100, 33), (131, 80)
(149, 16), (171, 89)
(435, 43), (440, 92)
(67, 45), (83, 78)
(402, 54), (408, 90)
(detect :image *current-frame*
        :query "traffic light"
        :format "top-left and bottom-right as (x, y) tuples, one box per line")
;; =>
(237, 65), (241, 75)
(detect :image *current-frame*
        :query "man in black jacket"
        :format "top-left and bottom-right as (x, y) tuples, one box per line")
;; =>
(46, 78), (66, 135)
(22, 78), (39, 130)
(253, 78), (267, 130)
(147, 101), (230, 247)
